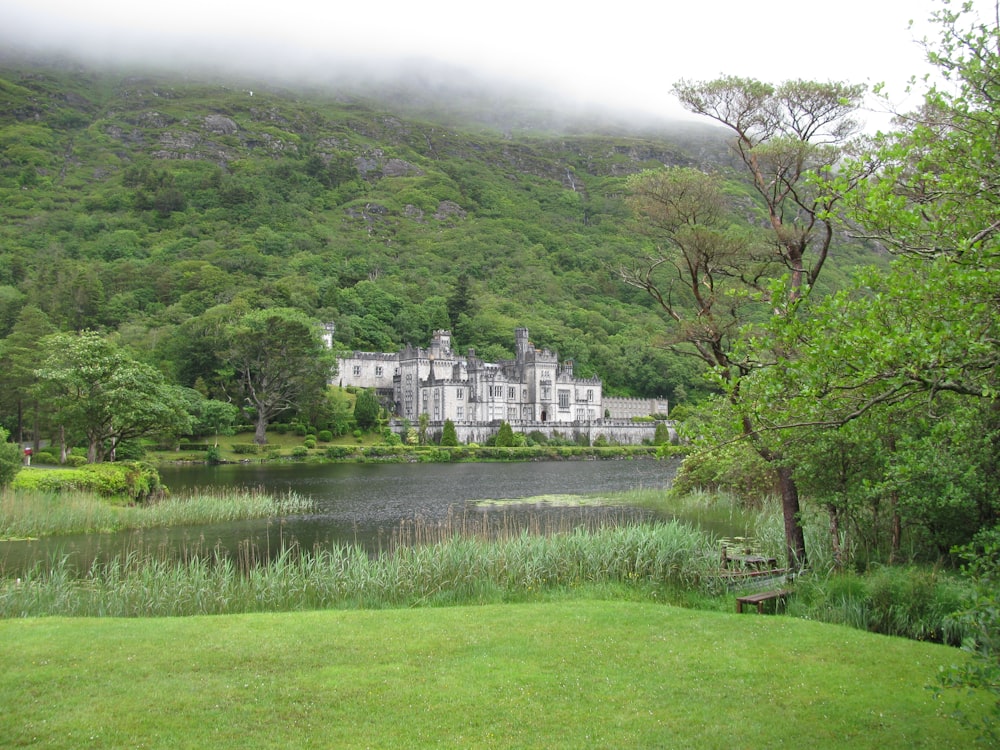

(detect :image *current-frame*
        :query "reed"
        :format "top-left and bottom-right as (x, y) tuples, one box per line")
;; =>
(0, 519), (718, 617)
(789, 566), (971, 645)
(0, 486), (313, 539)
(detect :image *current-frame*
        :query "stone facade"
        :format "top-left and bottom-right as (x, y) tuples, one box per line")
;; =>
(335, 328), (672, 445)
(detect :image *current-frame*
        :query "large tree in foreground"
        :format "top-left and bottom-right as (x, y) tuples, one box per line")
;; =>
(734, 0), (1000, 562)
(219, 308), (335, 444)
(630, 77), (865, 568)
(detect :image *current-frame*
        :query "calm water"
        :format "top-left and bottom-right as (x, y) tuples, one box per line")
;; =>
(2, 458), (687, 573)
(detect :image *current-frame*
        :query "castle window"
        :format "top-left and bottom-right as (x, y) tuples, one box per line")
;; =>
(587, 389), (593, 402)
(541, 387), (551, 401)
(352, 365), (361, 376)
(456, 389), (464, 400)
(508, 387), (516, 400)
(457, 406), (464, 419)
(375, 366), (384, 377)
(558, 390), (570, 409)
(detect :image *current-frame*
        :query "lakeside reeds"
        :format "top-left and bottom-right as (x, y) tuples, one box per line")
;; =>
(0, 520), (717, 617)
(0, 486), (313, 539)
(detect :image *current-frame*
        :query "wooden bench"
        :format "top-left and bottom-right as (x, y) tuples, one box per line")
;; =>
(736, 589), (790, 614)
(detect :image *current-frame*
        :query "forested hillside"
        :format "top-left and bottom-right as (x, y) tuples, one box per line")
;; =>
(0, 54), (878, 407)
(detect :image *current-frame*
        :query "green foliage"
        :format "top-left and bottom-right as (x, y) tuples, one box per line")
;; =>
(938, 525), (1000, 744)
(218, 307), (335, 444)
(352, 389), (380, 430)
(440, 418), (459, 447)
(494, 421), (515, 447)
(10, 461), (162, 502)
(35, 330), (192, 463)
(791, 567), (969, 644)
(0, 427), (22, 487)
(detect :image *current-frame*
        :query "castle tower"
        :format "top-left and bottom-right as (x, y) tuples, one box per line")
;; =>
(515, 327), (530, 361)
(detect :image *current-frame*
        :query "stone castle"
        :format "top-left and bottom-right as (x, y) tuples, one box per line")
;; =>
(335, 328), (671, 445)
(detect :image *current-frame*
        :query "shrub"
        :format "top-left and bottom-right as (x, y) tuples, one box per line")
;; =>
(0, 428), (22, 487)
(303, 437), (316, 449)
(317, 430), (333, 442)
(937, 525), (1000, 743)
(494, 422), (515, 447)
(325, 446), (356, 459)
(231, 443), (261, 455)
(440, 419), (459, 447)
(32, 451), (59, 465)
(10, 461), (163, 502)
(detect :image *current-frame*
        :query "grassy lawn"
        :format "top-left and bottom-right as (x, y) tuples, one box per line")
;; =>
(0, 600), (985, 748)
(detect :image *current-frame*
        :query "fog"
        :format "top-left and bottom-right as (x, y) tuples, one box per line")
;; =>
(1, 0), (992, 129)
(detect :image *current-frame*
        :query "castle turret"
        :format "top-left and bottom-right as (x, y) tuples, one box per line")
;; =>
(515, 327), (530, 360)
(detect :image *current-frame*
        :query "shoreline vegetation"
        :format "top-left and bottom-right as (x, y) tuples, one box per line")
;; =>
(0, 485), (976, 648)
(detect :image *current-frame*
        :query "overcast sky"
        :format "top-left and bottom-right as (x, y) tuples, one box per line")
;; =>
(3, 0), (995, 127)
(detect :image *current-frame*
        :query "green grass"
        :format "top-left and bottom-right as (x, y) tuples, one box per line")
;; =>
(0, 486), (313, 538)
(0, 600), (986, 748)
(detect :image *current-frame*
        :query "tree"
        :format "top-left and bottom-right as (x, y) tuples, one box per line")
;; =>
(35, 331), (192, 463)
(622, 167), (768, 385)
(218, 308), (335, 444)
(0, 426), (22, 487)
(353, 388), (381, 431)
(630, 78), (865, 568)
(441, 419), (459, 446)
(0, 305), (56, 447)
(494, 421), (515, 447)
(732, 0), (1000, 562)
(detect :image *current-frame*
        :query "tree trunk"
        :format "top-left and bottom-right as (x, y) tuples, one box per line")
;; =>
(254, 413), (268, 445)
(828, 504), (843, 570)
(889, 490), (901, 564)
(778, 466), (808, 571)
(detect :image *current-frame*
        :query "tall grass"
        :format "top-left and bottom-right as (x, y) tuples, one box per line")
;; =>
(0, 486), (313, 539)
(789, 565), (972, 645)
(0, 520), (718, 617)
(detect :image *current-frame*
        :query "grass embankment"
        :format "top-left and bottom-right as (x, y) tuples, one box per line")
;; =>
(0, 486), (312, 539)
(0, 600), (986, 748)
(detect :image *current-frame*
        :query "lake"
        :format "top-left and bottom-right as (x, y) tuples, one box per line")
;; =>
(2, 457), (712, 573)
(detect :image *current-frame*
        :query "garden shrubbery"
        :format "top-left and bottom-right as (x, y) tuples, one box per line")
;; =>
(10, 462), (164, 503)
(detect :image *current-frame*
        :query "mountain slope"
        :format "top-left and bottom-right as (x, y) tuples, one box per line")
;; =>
(0, 55), (870, 404)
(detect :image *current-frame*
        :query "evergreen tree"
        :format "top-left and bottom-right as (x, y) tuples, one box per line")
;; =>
(0, 427), (23, 487)
(353, 389), (381, 430)
(441, 419), (459, 446)
(494, 421), (515, 447)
